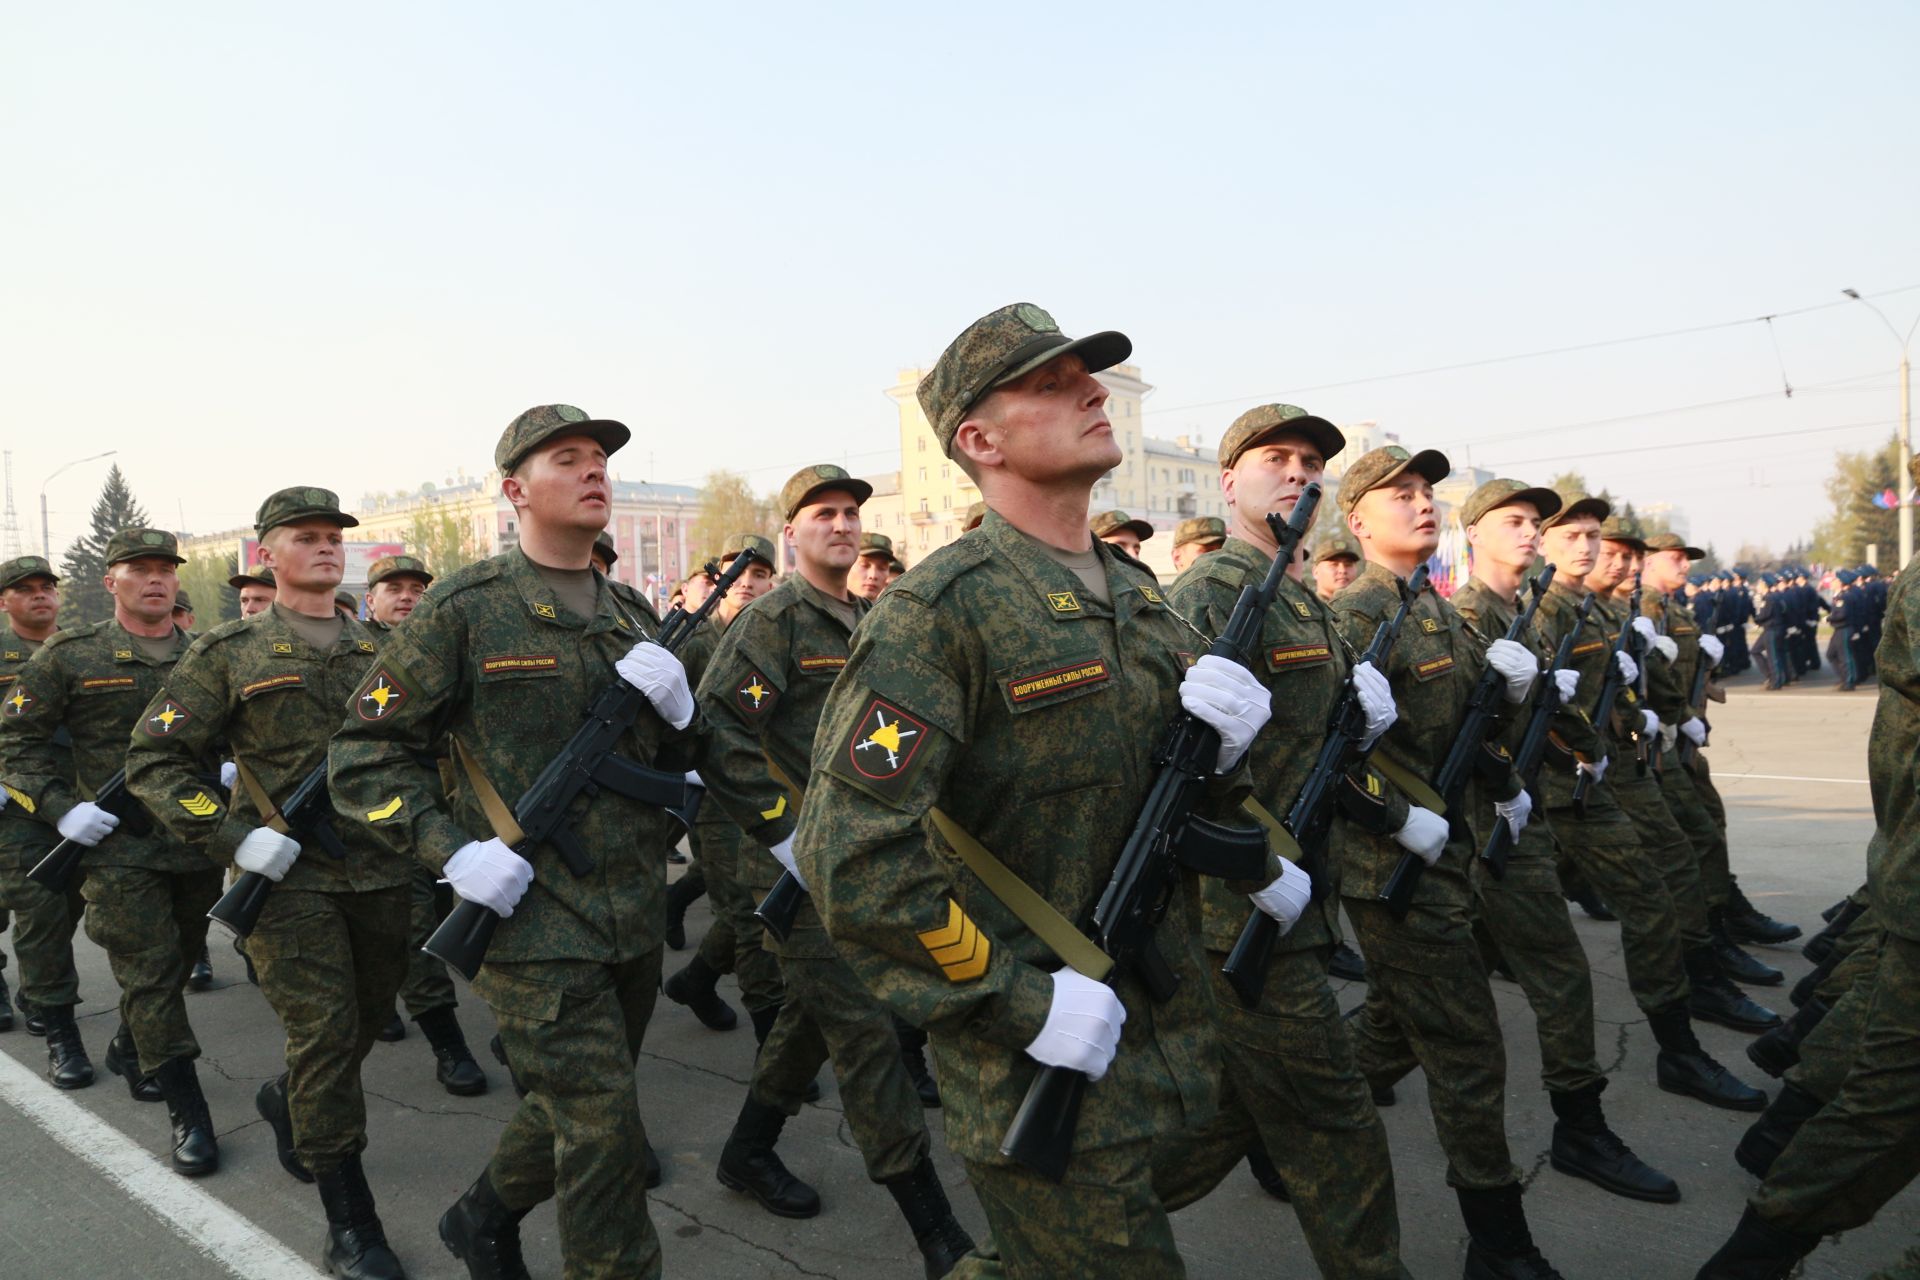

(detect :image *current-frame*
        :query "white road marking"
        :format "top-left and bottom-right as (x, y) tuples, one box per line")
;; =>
(1715, 772), (1870, 786)
(0, 1049), (322, 1278)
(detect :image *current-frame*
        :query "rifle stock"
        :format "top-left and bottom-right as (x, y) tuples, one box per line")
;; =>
(28, 768), (150, 892)
(1478, 591), (1594, 875)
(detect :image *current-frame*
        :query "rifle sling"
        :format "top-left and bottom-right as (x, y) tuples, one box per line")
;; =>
(232, 757), (291, 836)
(1240, 796), (1306, 862)
(926, 808), (1114, 984)
(1369, 749), (1448, 816)
(451, 738), (528, 846)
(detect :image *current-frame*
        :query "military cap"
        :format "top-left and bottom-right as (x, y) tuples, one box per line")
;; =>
(494, 404), (630, 475)
(1312, 531), (1363, 565)
(105, 527), (186, 566)
(172, 589), (193, 612)
(228, 565), (276, 589)
(963, 501), (988, 532)
(590, 532), (618, 567)
(1173, 515), (1227, 550)
(1336, 445), (1450, 514)
(336, 589), (359, 611)
(1090, 510), (1154, 543)
(1837, 568), (1858, 585)
(779, 465), (872, 520)
(1859, 563), (1878, 577)
(1540, 486), (1612, 530)
(888, 556), (907, 574)
(1461, 478), (1563, 528)
(255, 487), (358, 537)
(1598, 513), (1646, 550)
(368, 554), (433, 587)
(0, 555), (58, 591)
(720, 532), (778, 567)
(917, 303), (1131, 456)
(1642, 531), (1704, 560)
(857, 532), (894, 559)
(1219, 404), (1345, 470)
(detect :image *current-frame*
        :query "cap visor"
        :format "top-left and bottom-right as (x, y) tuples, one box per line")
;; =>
(1474, 486), (1563, 525)
(994, 329), (1133, 388)
(1231, 417), (1347, 469)
(792, 478), (875, 517)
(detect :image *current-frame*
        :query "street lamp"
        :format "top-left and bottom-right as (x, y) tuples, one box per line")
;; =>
(1843, 289), (1918, 568)
(39, 450), (117, 559)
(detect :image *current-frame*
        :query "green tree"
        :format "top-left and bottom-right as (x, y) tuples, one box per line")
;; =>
(175, 551), (239, 629)
(59, 464), (150, 626)
(404, 508), (481, 577)
(1811, 435), (1901, 568)
(689, 470), (778, 566)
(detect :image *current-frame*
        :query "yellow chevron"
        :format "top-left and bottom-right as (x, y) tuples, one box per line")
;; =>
(917, 899), (991, 982)
(366, 796), (403, 822)
(759, 794), (787, 821)
(917, 900), (966, 950)
(179, 791), (218, 817)
(4, 784), (34, 814)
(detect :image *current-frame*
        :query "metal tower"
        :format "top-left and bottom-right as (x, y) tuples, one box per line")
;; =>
(1, 452), (21, 558)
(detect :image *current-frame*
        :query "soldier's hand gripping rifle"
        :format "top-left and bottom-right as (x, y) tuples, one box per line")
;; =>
(1478, 589), (1592, 877)
(1571, 570), (1641, 817)
(27, 767), (154, 892)
(1219, 564), (1428, 1009)
(205, 760), (350, 936)
(1376, 562), (1554, 920)
(423, 547), (770, 981)
(1677, 590), (1714, 766)
(999, 484), (1321, 1184)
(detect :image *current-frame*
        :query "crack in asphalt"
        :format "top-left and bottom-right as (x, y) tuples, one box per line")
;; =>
(1516, 1145), (1552, 1192)
(1600, 1020), (1634, 1076)
(649, 1193), (843, 1278)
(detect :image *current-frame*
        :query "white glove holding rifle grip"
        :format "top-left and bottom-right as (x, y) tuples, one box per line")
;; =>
(219, 760), (238, 790)
(1650, 635), (1678, 664)
(1577, 755), (1609, 784)
(1698, 634), (1725, 665)
(768, 834), (806, 892)
(56, 800), (119, 847)
(233, 827), (301, 882)
(1025, 966), (1127, 1081)
(1551, 668), (1580, 702)
(1641, 709), (1661, 737)
(1392, 806), (1450, 866)
(1631, 616), (1658, 647)
(1495, 788), (1533, 839)
(1179, 655), (1272, 773)
(1249, 859), (1314, 933)
(1614, 651), (1639, 683)
(1484, 638), (1538, 703)
(616, 640), (695, 730)
(1680, 717), (1708, 746)
(442, 837), (533, 916)
(1352, 660), (1397, 749)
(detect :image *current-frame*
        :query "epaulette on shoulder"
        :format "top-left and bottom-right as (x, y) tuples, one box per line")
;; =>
(428, 556), (505, 601)
(1190, 551), (1251, 589)
(190, 615), (256, 649)
(40, 621), (107, 651)
(891, 535), (994, 605)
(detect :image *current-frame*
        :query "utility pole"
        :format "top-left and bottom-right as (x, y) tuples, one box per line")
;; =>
(1843, 289), (1917, 567)
(38, 450), (117, 560)
(1, 452), (20, 558)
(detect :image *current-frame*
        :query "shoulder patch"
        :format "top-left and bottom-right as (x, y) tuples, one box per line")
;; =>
(735, 670), (779, 716)
(2, 685), (31, 717)
(143, 699), (191, 736)
(354, 669), (409, 721)
(833, 696), (930, 802)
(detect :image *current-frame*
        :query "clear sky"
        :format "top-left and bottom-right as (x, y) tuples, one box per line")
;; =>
(6, 2), (1916, 560)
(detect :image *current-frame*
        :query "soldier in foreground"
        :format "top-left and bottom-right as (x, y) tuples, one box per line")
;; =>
(128, 489), (407, 1279)
(798, 303), (1295, 1276)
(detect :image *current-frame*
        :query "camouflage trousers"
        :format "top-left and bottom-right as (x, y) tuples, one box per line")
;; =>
(1152, 947), (1406, 1279)
(474, 950), (662, 1280)
(1789, 929), (1886, 1103)
(1611, 770), (1711, 947)
(955, 1139), (1182, 1279)
(693, 818), (782, 1012)
(1656, 751), (1732, 915)
(1344, 849), (1518, 1190)
(1683, 753), (1733, 907)
(752, 949), (928, 1181)
(1470, 821), (1604, 1095)
(247, 886), (409, 1175)
(1546, 786), (1691, 1013)
(398, 862), (456, 1018)
(1753, 932), (1920, 1236)
(83, 865), (221, 1073)
(0, 844), (84, 1009)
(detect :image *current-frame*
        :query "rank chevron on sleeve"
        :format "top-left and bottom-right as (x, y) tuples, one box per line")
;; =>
(917, 899), (990, 982)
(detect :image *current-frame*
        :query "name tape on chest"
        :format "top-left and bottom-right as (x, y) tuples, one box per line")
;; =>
(1571, 639), (1607, 657)
(481, 655), (559, 676)
(79, 675), (137, 692)
(241, 673), (305, 699)
(797, 655), (847, 673)
(1268, 643), (1332, 669)
(1413, 654), (1456, 681)
(1007, 659), (1110, 703)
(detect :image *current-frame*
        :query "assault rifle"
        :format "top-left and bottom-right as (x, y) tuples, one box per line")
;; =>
(1572, 570), (1641, 816)
(27, 767), (154, 892)
(1676, 592), (1714, 766)
(206, 760), (350, 936)
(1478, 589), (1592, 877)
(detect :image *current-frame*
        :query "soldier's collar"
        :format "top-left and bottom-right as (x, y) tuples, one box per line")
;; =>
(982, 514), (1118, 621)
(506, 547), (637, 636)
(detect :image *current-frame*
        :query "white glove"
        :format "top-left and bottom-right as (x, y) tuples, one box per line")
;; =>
(1025, 967), (1126, 1081)
(1495, 789), (1533, 839)
(219, 761), (238, 790)
(1631, 617), (1658, 645)
(0, 788), (7, 812)
(1640, 709), (1661, 736)
(1351, 661), (1397, 749)
(1651, 635), (1678, 664)
(1614, 651), (1639, 683)
(684, 769), (705, 789)
(1680, 717), (1708, 745)
(56, 801), (120, 847)
(615, 641), (695, 730)
(233, 827), (301, 882)
(768, 834), (806, 891)
(1250, 859), (1313, 933)
(1484, 638), (1538, 703)
(442, 837), (534, 917)
(1179, 655), (1272, 773)
(1391, 806), (1450, 866)
(1698, 634), (1725, 665)
(1551, 668), (1580, 703)
(1577, 755), (1609, 784)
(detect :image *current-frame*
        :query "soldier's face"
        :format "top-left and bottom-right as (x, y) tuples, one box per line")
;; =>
(1, 577), (59, 630)
(105, 557), (179, 625)
(1591, 541), (1635, 590)
(719, 560), (774, 621)
(1101, 531), (1141, 558)
(786, 490), (861, 576)
(1170, 541), (1208, 572)
(238, 584), (274, 616)
(1541, 517), (1599, 581)
(852, 553), (889, 599)
(260, 520), (346, 592)
(1314, 556), (1356, 597)
(1224, 434), (1326, 527)
(369, 575), (428, 624)
(172, 607), (194, 629)
(1468, 502), (1542, 573)
(960, 354), (1119, 487)
(1351, 475), (1438, 560)
(507, 436), (611, 537)
(681, 573), (715, 612)
(1644, 549), (1689, 592)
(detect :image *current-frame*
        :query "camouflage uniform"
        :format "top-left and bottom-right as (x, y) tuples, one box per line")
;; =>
(1152, 533), (1407, 1279)
(0, 618), (84, 1018)
(1638, 588), (1734, 910)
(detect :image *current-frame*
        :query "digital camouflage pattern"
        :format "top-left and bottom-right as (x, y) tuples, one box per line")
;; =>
(0, 555), (59, 590)
(915, 303), (1131, 455)
(1216, 403), (1344, 468)
(251, 487), (359, 537)
(1334, 446), (1450, 515)
(83, 864), (222, 1074)
(1869, 555), (1920, 944)
(491, 404), (630, 476)
(102, 527), (185, 566)
(0, 627), (84, 1012)
(1171, 515), (1226, 550)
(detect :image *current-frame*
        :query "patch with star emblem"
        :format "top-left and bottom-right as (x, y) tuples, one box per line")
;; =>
(830, 697), (930, 803)
(355, 669), (408, 721)
(1046, 591), (1081, 614)
(144, 700), (190, 736)
(3, 685), (33, 717)
(734, 670), (779, 716)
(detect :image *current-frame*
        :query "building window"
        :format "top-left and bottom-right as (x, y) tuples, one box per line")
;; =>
(942, 494), (950, 509)
(940, 464), (949, 479)
(918, 467), (927, 482)
(917, 436), (926, 452)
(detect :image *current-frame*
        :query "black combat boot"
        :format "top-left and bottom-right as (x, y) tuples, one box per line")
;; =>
(1801, 900), (1865, 965)
(256, 1072), (314, 1182)
(716, 1096), (822, 1218)
(0, 971), (12, 1031)
(376, 1010), (406, 1042)
(188, 943), (214, 991)
(42, 1004), (94, 1089)
(664, 873), (703, 951)
(314, 1154), (406, 1279)
(895, 1015), (940, 1108)
(1649, 1002), (1766, 1111)
(1722, 878), (1801, 945)
(1327, 941), (1368, 982)
(1685, 946), (1782, 1033)
(1734, 1082), (1824, 1179)
(152, 1056), (219, 1176)
(438, 1170), (531, 1280)
(1455, 1182), (1564, 1279)
(22, 996), (47, 1036)
(664, 955), (740, 1031)
(1709, 909), (1784, 987)
(416, 1007), (488, 1096)
(105, 1022), (164, 1102)
(1245, 1142), (1289, 1200)
(1547, 1081), (1679, 1203)
(1694, 1207), (1819, 1279)
(881, 1154), (974, 1278)
(1746, 998), (1828, 1078)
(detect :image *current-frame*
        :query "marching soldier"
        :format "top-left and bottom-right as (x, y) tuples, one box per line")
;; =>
(853, 532), (894, 602)
(1169, 514), (1225, 573)
(230, 566), (276, 619)
(127, 489), (407, 1279)
(2, 530), (222, 1171)
(1310, 531), (1362, 602)
(1089, 507), (1153, 560)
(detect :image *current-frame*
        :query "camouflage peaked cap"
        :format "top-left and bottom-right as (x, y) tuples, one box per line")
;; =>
(1336, 445), (1450, 514)
(1539, 487), (1611, 531)
(105, 527), (186, 566)
(368, 554), (433, 587)
(1460, 478), (1563, 528)
(0, 555), (58, 591)
(1598, 513), (1647, 550)
(720, 532), (777, 566)
(255, 487), (358, 537)
(228, 565), (276, 589)
(963, 500), (988, 532)
(494, 404), (630, 475)
(1173, 515), (1227, 549)
(917, 303), (1131, 457)
(1090, 510), (1154, 542)
(172, 589), (194, 612)
(779, 465), (872, 520)
(1218, 404), (1345, 469)
(334, 590), (359, 612)
(1643, 531), (1705, 560)
(591, 532), (619, 566)
(1312, 531), (1364, 565)
(858, 532), (894, 558)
